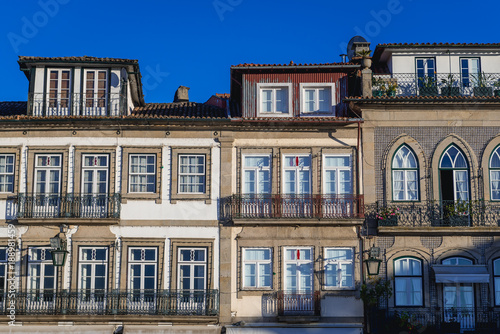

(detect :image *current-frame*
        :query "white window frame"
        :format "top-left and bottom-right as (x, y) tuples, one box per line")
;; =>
(241, 154), (272, 195)
(78, 247), (108, 292)
(47, 68), (72, 114)
(128, 247), (158, 292)
(282, 154), (311, 195)
(0, 154), (15, 193)
(128, 154), (156, 193)
(83, 69), (108, 110)
(34, 154), (62, 195)
(242, 248), (272, 289)
(0, 248), (7, 294)
(323, 247), (354, 290)
(28, 247), (56, 292)
(283, 246), (314, 292)
(460, 57), (481, 88)
(439, 145), (469, 201)
(178, 154), (206, 194)
(322, 154), (352, 195)
(394, 257), (423, 306)
(300, 83), (335, 115)
(494, 259), (500, 306)
(82, 154), (109, 195)
(392, 146), (419, 201)
(177, 247), (207, 291)
(490, 146), (500, 201)
(256, 83), (292, 117)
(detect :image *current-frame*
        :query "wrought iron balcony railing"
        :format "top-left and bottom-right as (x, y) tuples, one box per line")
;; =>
(15, 193), (121, 219)
(262, 291), (321, 317)
(0, 289), (218, 316)
(372, 73), (500, 97)
(371, 200), (500, 228)
(28, 92), (127, 117)
(221, 194), (364, 220)
(371, 308), (500, 333)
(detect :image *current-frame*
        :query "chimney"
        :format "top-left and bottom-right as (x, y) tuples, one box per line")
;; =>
(174, 85), (190, 103)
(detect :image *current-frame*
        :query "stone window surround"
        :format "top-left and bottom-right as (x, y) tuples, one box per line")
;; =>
(0, 146), (22, 199)
(26, 146), (70, 196)
(170, 147), (211, 203)
(73, 146), (116, 195)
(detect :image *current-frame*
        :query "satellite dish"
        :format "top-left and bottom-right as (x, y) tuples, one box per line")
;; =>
(347, 36), (368, 61)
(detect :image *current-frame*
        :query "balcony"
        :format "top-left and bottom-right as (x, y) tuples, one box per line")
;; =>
(371, 200), (500, 234)
(28, 92), (127, 117)
(372, 73), (500, 98)
(0, 289), (219, 316)
(263, 291), (321, 318)
(12, 193), (121, 223)
(371, 308), (499, 333)
(221, 194), (364, 222)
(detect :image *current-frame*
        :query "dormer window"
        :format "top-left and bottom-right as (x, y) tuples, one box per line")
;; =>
(84, 69), (108, 116)
(48, 69), (71, 116)
(300, 83), (335, 114)
(257, 83), (292, 116)
(461, 58), (480, 88)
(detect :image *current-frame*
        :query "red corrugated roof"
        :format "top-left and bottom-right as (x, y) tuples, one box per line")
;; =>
(232, 62), (356, 68)
(377, 42), (500, 47)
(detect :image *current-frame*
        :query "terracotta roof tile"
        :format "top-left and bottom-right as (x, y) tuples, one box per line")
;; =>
(18, 56), (138, 64)
(232, 62), (356, 68)
(132, 102), (227, 119)
(0, 102), (27, 115)
(377, 42), (500, 48)
(215, 93), (230, 99)
(345, 95), (500, 103)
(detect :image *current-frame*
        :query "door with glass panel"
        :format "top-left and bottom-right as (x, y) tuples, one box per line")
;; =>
(27, 248), (56, 312)
(282, 155), (311, 217)
(0, 249), (6, 309)
(461, 58), (480, 96)
(416, 58), (436, 95)
(47, 69), (71, 116)
(442, 257), (475, 330)
(177, 248), (207, 314)
(128, 247), (157, 312)
(78, 247), (108, 313)
(242, 155), (271, 217)
(81, 155), (109, 218)
(323, 155), (353, 217)
(83, 70), (108, 116)
(33, 154), (62, 217)
(283, 247), (314, 314)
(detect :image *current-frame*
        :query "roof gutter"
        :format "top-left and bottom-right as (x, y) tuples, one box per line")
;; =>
(231, 65), (360, 70)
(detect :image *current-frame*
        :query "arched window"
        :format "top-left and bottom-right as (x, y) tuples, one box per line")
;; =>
(490, 146), (500, 200)
(442, 257), (473, 265)
(439, 145), (469, 201)
(392, 145), (419, 201)
(394, 257), (423, 306)
(494, 259), (500, 305)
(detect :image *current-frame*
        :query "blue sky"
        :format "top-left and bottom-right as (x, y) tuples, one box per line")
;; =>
(0, 0), (498, 103)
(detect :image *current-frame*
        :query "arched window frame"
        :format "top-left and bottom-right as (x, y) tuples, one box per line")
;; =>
(439, 145), (470, 201)
(494, 258), (500, 306)
(391, 145), (419, 201)
(394, 257), (423, 307)
(489, 145), (500, 201)
(441, 256), (473, 265)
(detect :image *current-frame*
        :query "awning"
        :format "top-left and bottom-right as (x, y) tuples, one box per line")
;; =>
(226, 326), (362, 334)
(433, 265), (490, 283)
(123, 325), (220, 334)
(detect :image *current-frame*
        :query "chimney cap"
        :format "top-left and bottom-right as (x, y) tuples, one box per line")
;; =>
(174, 85), (190, 103)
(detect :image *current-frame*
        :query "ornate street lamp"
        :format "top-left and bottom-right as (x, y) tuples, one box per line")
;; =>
(50, 234), (68, 267)
(364, 247), (381, 276)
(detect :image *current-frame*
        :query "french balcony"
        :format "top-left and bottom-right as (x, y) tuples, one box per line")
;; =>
(220, 194), (364, 222)
(0, 289), (219, 317)
(262, 291), (321, 318)
(11, 193), (121, 224)
(371, 200), (500, 234)
(372, 73), (500, 98)
(371, 308), (500, 333)
(28, 92), (127, 117)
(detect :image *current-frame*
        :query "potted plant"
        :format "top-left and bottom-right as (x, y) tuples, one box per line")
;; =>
(440, 74), (460, 96)
(494, 79), (500, 97)
(361, 278), (393, 334)
(473, 72), (493, 96)
(372, 76), (385, 97)
(444, 200), (470, 226)
(418, 75), (438, 96)
(386, 82), (398, 97)
(356, 49), (372, 69)
(377, 206), (400, 226)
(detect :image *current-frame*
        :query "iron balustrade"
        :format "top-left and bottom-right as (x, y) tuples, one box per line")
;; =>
(372, 73), (500, 97)
(221, 194), (364, 220)
(0, 289), (219, 316)
(15, 193), (121, 219)
(371, 200), (500, 227)
(262, 291), (321, 316)
(28, 92), (127, 117)
(372, 308), (500, 333)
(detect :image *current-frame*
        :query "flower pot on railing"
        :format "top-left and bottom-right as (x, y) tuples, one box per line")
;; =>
(378, 216), (398, 226)
(419, 86), (438, 96)
(448, 214), (469, 227)
(441, 87), (460, 96)
(474, 87), (493, 97)
(495, 90), (500, 97)
(373, 90), (384, 97)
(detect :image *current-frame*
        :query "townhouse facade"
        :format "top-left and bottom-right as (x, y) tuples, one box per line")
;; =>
(349, 40), (500, 333)
(0, 56), (227, 333)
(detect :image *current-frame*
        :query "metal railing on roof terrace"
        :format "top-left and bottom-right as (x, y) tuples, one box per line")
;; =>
(370, 200), (500, 227)
(28, 92), (127, 117)
(372, 73), (500, 97)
